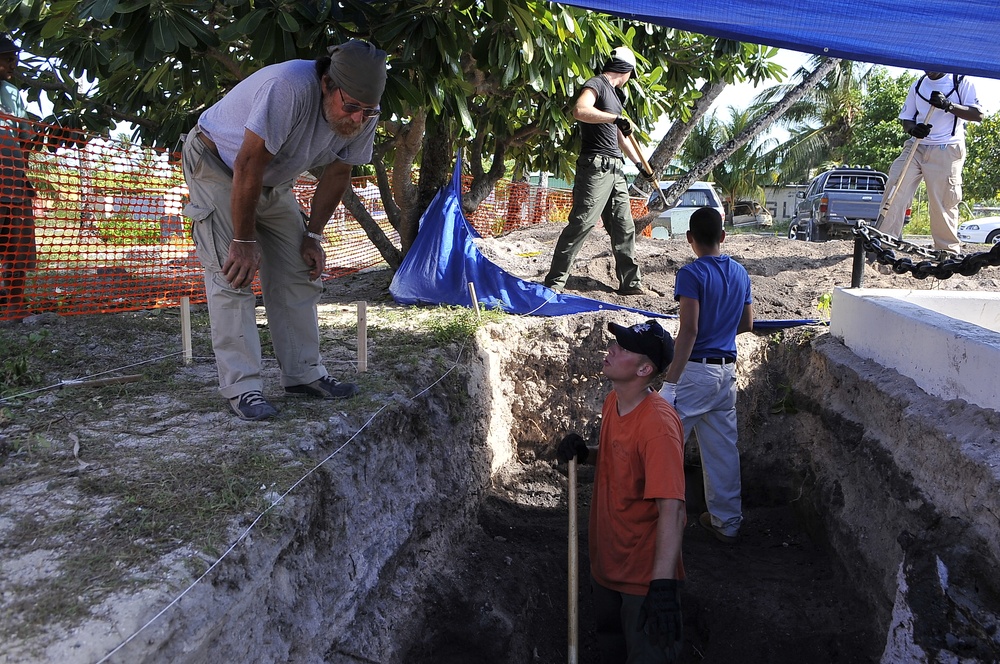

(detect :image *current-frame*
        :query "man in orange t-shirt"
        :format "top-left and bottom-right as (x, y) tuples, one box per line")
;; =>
(558, 319), (686, 663)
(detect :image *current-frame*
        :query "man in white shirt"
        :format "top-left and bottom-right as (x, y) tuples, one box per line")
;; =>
(877, 72), (983, 253)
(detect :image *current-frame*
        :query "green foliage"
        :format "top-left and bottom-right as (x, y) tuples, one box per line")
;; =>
(678, 106), (779, 208)
(964, 114), (1000, 203)
(427, 305), (506, 343)
(96, 214), (160, 245)
(0, 1), (785, 265)
(761, 63), (910, 182)
(836, 67), (914, 174)
(770, 382), (798, 414)
(0, 329), (49, 393)
(816, 292), (832, 319)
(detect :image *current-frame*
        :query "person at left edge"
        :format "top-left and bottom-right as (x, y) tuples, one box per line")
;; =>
(181, 40), (386, 420)
(0, 34), (36, 322)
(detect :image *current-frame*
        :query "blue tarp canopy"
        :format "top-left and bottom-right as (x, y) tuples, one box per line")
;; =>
(389, 157), (817, 330)
(556, 0), (1000, 79)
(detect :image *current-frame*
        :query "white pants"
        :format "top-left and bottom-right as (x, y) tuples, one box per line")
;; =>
(181, 128), (328, 399)
(675, 361), (742, 536)
(878, 139), (965, 253)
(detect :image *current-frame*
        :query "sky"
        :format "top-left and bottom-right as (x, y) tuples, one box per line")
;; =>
(651, 48), (1000, 144)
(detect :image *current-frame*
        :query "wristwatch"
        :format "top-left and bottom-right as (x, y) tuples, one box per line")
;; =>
(304, 231), (325, 243)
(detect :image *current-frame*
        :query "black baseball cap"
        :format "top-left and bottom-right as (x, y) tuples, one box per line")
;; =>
(0, 35), (18, 54)
(607, 320), (674, 373)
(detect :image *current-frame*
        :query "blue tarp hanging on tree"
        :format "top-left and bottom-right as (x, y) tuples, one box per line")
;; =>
(389, 156), (665, 319)
(389, 155), (817, 330)
(555, 0), (1000, 79)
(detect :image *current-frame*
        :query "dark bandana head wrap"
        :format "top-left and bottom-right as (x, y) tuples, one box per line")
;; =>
(603, 57), (634, 74)
(326, 40), (388, 106)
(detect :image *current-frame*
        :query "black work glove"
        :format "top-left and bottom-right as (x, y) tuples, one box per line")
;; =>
(556, 433), (588, 463)
(929, 91), (953, 112)
(630, 165), (657, 198)
(907, 123), (932, 139)
(638, 579), (683, 661)
(613, 115), (633, 137)
(635, 163), (654, 180)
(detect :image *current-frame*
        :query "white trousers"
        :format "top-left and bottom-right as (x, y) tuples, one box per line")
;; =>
(675, 361), (742, 536)
(181, 128), (327, 399)
(878, 139), (965, 253)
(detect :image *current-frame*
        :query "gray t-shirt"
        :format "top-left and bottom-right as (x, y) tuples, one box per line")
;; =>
(198, 60), (377, 187)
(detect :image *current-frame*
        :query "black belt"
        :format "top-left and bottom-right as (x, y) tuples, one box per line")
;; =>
(689, 357), (735, 365)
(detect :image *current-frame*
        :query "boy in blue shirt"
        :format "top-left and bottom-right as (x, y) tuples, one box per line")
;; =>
(659, 207), (753, 543)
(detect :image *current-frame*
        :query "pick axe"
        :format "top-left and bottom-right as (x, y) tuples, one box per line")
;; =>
(627, 133), (667, 212)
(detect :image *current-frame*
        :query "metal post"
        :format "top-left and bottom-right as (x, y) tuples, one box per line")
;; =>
(850, 236), (866, 288)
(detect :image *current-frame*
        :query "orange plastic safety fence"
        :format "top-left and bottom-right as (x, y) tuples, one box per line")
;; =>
(0, 116), (641, 322)
(0, 118), (402, 322)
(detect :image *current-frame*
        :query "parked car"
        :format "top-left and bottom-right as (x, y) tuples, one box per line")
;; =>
(957, 216), (1000, 245)
(730, 200), (773, 228)
(647, 181), (726, 238)
(788, 166), (887, 242)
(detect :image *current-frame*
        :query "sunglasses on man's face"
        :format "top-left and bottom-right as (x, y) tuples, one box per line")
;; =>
(338, 88), (381, 118)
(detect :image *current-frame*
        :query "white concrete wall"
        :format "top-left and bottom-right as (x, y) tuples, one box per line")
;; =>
(830, 288), (1000, 411)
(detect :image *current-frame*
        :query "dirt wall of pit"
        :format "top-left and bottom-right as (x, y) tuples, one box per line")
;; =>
(745, 331), (1000, 662)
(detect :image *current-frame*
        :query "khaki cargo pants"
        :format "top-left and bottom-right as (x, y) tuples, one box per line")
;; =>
(181, 126), (329, 400)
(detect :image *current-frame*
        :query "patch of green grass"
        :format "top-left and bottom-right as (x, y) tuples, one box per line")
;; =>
(425, 305), (506, 344)
(3, 446), (303, 636)
(816, 292), (832, 319)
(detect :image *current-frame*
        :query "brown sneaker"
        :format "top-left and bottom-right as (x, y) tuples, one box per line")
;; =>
(699, 512), (738, 544)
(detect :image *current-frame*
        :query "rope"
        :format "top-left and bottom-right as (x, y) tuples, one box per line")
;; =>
(0, 351), (192, 403)
(94, 336), (472, 663)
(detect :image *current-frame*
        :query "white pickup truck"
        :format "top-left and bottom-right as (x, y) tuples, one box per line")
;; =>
(789, 166), (887, 242)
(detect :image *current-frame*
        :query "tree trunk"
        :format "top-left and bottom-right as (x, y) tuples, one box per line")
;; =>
(648, 80), (729, 173)
(635, 58), (841, 233)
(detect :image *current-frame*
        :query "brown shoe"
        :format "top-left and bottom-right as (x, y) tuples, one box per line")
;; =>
(617, 285), (646, 296)
(699, 512), (738, 544)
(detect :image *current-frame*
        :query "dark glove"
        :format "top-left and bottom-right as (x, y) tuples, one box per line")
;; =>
(556, 433), (588, 463)
(613, 115), (633, 137)
(630, 165), (657, 197)
(907, 123), (932, 139)
(635, 163), (654, 180)
(638, 579), (683, 660)
(929, 91), (953, 112)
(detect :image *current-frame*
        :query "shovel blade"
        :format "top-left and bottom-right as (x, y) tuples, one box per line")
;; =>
(645, 190), (668, 212)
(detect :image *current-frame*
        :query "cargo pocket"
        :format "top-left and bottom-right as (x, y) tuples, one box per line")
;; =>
(184, 202), (221, 271)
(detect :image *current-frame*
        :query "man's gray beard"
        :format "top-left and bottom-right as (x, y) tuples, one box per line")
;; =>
(331, 118), (363, 138)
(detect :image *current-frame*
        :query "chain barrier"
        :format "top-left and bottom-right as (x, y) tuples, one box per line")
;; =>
(853, 223), (1000, 280)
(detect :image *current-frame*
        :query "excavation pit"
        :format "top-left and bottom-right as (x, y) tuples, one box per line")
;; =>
(3, 231), (1000, 663)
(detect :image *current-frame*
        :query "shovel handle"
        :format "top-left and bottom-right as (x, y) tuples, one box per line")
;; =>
(568, 457), (578, 664)
(876, 106), (936, 226)
(628, 133), (662, 198)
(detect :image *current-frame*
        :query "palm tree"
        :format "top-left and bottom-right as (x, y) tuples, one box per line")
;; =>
(754, 59), (874, 182)
(676, 106), (779, 220)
